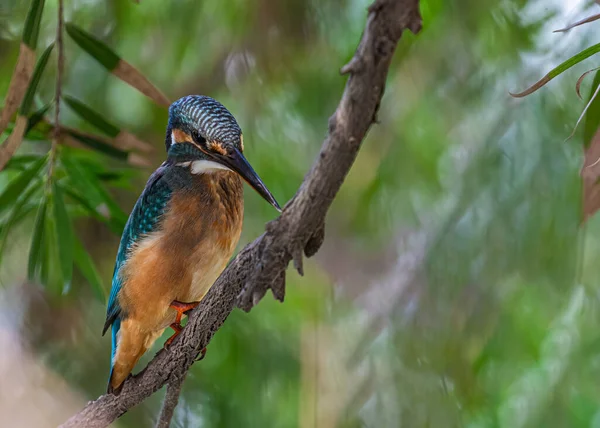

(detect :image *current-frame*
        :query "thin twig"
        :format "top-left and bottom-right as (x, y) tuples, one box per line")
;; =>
(48, 0), (64, 180)
(155, 373), (187, 428)
(59, 1), (422, 427)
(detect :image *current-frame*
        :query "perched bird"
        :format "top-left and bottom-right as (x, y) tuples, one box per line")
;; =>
(103, 95), (280, 393)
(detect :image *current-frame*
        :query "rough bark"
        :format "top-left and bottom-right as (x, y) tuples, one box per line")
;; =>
(60, 1), (422, 426)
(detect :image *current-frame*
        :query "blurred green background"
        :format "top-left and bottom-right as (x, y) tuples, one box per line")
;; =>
(1, 0), (600, 427)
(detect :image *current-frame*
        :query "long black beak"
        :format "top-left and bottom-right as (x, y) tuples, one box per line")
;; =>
(214, 148), (281, 212)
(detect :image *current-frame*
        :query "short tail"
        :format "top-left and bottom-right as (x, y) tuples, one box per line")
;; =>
(107, 318), (122, 394)
(107, 319), (160, 394)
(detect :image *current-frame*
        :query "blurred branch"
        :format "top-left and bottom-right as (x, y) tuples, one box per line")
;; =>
(155, 372), (186, 428)
(60, 1), (422, 426)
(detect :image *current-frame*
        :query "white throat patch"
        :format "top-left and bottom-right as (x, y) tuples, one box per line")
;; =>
(176, 160), (231, 174)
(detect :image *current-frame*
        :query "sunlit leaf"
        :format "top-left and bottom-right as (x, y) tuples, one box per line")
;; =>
(0, 155), (46, 217)
(74, 236), (106, 302)
(27, 197), (46, 280)
(63, 95), (120, 137)
(52, 182), (74, 289)
(19, 43), (54, 116)
(22, 0), (46, 49)
(510, 43), (600, 98)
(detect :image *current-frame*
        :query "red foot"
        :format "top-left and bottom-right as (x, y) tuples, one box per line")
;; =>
(170, 300), (200, 324)
(164, 300), (200, 348)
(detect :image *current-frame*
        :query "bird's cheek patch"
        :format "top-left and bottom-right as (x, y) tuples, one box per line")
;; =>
(171, 129), (194, 144)
(208, 141), (228, 156)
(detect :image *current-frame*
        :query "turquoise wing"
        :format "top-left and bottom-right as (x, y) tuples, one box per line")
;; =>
(102, 163), (172, 335)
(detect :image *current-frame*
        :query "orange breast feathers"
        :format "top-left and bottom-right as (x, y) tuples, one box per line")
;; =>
(118, 170), (244, 332)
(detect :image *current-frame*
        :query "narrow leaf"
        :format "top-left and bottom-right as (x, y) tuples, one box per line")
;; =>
(26, 103), (52, 134)
(61, 154), (127, 228)
(584, 71), (600, 145)
(113, 60), (170, 106)
(65, 23), (169, 106)
(52, 182), (74, 289)
(510, 43), (600, 98)
(63, 96), (120, 137)
(19, 43), (55, 115)
(0, 44), (36, 136)
(554, 13), (600, 33)
(4, 154), (41, 170)
(65, 23), (120, 70)
(65, 129), (128, 160)
(64, 188), (123, 234)
(43, 211), (64, 294)
(74, 236), (106, 302)
(0, 154), (46, 215)
(22, 0), (46, 49)
(28, 198), (46, 280)
(0, 184), (38, 264)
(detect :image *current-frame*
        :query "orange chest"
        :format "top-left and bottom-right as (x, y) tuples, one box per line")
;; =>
(121, 171), (244, 310)
(162, 171), (244, 256)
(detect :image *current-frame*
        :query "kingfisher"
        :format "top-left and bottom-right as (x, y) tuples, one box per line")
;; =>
(102, 95), (280, 394)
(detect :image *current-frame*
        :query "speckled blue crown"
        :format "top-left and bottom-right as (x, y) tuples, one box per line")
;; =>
(165, 95), (242, 151)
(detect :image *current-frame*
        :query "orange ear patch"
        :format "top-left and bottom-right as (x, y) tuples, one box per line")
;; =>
(171, 129), (194, 144)
(208, 141), (228, 155)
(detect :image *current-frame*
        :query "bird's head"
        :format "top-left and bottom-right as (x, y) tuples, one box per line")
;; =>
(166, 95), (280, 212)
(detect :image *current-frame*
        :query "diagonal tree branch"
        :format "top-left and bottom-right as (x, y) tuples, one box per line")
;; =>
(60, 1), (422, 427)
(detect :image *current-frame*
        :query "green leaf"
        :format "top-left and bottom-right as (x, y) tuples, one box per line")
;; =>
(0, 184), (38, 264)
(584, 71), (600, 146)
(66, 130), (128, 161)
(511, 43), (600, 98)
(22, 0), (45, 49)
(52, 182), (74, 289)
(65, 23), (120, 71)
(0, 155), (47, 218)
(64, 188), (123, 234)
(19, 43), (54, 116)
(63, 96), (120, 137)
(4, 154), (42, 171)
(61, 153), (127, 229)
(28, 197), (46, 280)
(74, 236), (105, 302)
(26, 103), (52, 134)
